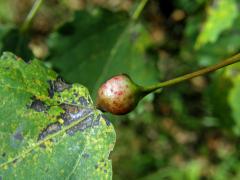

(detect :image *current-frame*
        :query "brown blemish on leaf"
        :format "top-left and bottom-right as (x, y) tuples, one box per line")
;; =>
(60, 104), (92, 125)
(82, 153), (90, 159)
(79, 97), (89, 106)
(29, 98), (49, 112)
(12, 159), (18, 164)
(13, 131), (23, 141)
(48, 77), (71, 98)
(61, 104), (99, 135)
(38, 103), (100, 139)
(38, 123), (61, 141)
(130, 31), (139, 43)
(67, 114), (95, 135)
(48, 81), (55, 98)
(54, 77), (71, 92)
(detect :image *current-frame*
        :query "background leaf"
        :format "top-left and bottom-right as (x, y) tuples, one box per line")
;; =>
(195, 0), (237, 49)
(47, 8), (158, 99)
(0, 52), (115, 179)
(0, 29), (33, 61)
(227, 64), (240, 134)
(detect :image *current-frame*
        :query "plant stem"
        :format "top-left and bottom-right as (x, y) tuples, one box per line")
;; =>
(20, 0), (44, 33)
(132, 0), (149, 20)
(143, 53), (240, 93)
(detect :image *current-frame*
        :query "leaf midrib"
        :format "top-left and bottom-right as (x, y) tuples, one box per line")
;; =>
(92, 22), (133, 98)
(0, 111), (95, 168)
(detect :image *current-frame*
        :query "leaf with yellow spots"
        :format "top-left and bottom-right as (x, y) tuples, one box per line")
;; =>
(0, 52), (115, 179)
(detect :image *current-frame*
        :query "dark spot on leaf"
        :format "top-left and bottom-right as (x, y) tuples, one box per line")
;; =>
(55, 77), (71, 91)
(60, 104), (92, 125)
(104, 170), (107, 174)
(48, 80), (55, 98)
(71, 100), (77, 104)
(13, 131), (23, 141)
(95, 164), (98, 169)
(38, 103), (99, 139)
(101, 114), (111, 126)
(60, 104), (100, 135)
(39, 144), (46, 149)
(48, 77), (71, 98)
(73, 92), (79, 97)
(52, 77), (71, 92)
(130, 31), (139, 43)
(38, 123), (61, 140)
(67, 114), (95, 135)
(79, 96), (89, 106)
(13, 159), (18, 164)
(29, 98), (48, 112)
(82, 153), (90, 159)
(2, 153), (6, 157)
(94, 115), (100, 126)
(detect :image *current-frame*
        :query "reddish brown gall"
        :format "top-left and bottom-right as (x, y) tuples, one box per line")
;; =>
(96, 74), (143, 115)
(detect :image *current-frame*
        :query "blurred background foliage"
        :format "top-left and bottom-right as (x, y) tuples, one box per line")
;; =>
(0, 0), (240, 179)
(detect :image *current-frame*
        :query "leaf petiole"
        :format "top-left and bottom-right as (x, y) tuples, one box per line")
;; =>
(143, 53), (240, 93)
(132, 0), (149, 21)
(20, 0), (44, 33)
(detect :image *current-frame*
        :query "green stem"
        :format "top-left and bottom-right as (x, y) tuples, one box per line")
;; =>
(132, 0), (149, 20)
(20, 0), (44, 33)
(144, 53), (240, 93)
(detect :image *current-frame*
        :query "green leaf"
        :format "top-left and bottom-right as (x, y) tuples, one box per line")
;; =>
(0, 52), (115, 179)
(204, 72), (234, 128)
(47, 8), (157, 99)
(205, 63), (240, 135)
(173, 0), (206, 14)
(195, 0), (237, 49)
(181, 12), (240, 67)
(227, 64), (240, 135)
